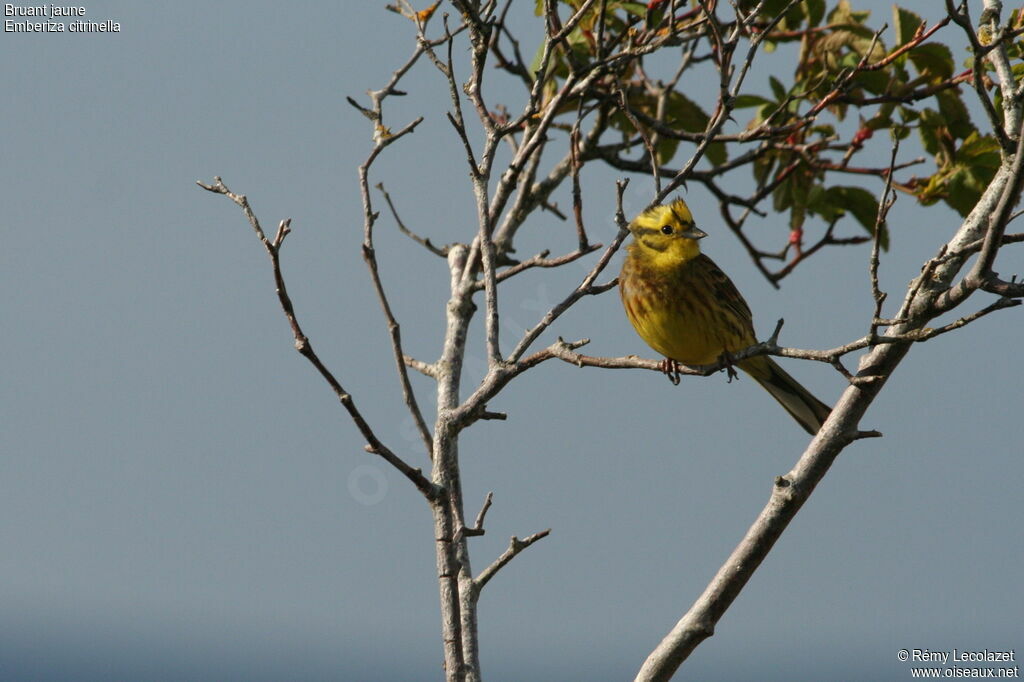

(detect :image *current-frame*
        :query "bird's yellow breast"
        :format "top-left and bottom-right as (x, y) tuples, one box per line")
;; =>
(619, 246), (756, 366)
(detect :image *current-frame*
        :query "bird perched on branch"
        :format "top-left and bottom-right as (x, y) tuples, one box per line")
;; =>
(619, 198), (832, 435)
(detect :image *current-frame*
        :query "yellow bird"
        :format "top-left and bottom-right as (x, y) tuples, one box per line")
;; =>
(619, 198), (832, 435)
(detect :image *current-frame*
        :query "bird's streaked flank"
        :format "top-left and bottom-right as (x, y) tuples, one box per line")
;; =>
(619, 198), (832, 435)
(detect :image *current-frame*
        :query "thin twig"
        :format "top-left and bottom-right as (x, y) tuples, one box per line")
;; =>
(569, 123), (591, 250)
(484, 243), (603, 287)
(472, 529), (552, 595)
(404, 354), (438, 378)
(507, 181), (632, 364)
(528, 291), (1020, 382)
(935, 114), (1024, 311)
(196, 177), (439, 500)
(461, 491), (495, 538)
(868, 140), (900, 339)
(376, 182), (451, 257)
(357, 124), (436, 459)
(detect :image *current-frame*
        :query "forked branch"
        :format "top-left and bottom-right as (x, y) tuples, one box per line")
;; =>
(197, 177), (439, 500)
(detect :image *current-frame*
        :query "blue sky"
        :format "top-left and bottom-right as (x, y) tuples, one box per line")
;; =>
(2, 2), (1020, 680)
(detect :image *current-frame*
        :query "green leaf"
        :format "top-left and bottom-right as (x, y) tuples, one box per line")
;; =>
(655, 137), (680, 166)
(565, 26), (591, 48)
(733, 94), (774, 109)
(854, 67), (891, 95)
(806, 0), (826, 28)
(917, 108), (946, 157)
(871, 103), (896, 126)
(898, 105), (921, 123)
(528, 41), (546, 76)
(809, 124), (837, 141)
(815, 25), (886, 73)
(773, 175), (794, 214)
(825, 185), (887, 248)
(807, 183), (841, 222)
(893, 5), (923, 47)
(891, 124), (911, 141)
(864, 111), (893, 131)
(913, 134), (999, 216)
(916, 172), (948, 207)
(908, 43), (954, 81)
(946, 163), (996, 215)
(957, 132), (1002, 170)
(790, 202), (807, 231)
(769, 76), (788, 101)
(665, 91), (709, 132)
(705, 141), (728, 167)
(945, 169), (979, 215)
(753, 102), (776, 128)
(936, 90), (972, 140)
(828, 0), (871, 25)
(762, 0), (806, 29)
(608, 89), (729, 166)
(663, 91), (728, 166)
(753, 154), (776, 187)
(617, 2), (647, 17)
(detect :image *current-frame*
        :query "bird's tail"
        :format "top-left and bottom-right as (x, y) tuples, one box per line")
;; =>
(740, 356), (832, 435)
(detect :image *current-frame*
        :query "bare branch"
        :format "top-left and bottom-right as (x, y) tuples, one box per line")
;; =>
(533, 294), (1021, 383)
(473, 529), (552, 596)
(377, 182), (451, 257)
(461, 491), (494, 538)
(945, 0), (1013, 152)
(506, 181), (632, 364)
(360, 166), (435, 461)
(485, 243), (603, 287)
(769, 219), (869, 285)
(569, 123), (591, 250)
(493, 106), (611, 254)
(196, 177), (439, 500)
(653, 0), (803, 204)
(980, 0), (1021, 137)
(612, 80), (663, 194)
(868, 141), (900, 339)
(404, 354), (438, 378)
(934, 115), (1024, 312)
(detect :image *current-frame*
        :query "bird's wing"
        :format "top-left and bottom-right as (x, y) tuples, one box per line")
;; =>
(695, 253), (756, 338)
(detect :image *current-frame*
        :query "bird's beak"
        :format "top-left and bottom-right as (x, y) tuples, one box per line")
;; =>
(681, 226), (707, 240)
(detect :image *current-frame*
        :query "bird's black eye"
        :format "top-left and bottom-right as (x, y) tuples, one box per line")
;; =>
(660, 224), (674, 235)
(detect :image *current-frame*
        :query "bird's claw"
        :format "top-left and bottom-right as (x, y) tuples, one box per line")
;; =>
(718, 353), (739, 383)
(660, 358), (682, 385)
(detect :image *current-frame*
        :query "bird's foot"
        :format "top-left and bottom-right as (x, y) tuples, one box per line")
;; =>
(718, 352), (739, 383)
(659, 358), (682, 386)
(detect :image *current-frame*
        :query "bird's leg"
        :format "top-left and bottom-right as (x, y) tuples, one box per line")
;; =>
(659, 358), (682, 385)
(717, 352), (740, 383)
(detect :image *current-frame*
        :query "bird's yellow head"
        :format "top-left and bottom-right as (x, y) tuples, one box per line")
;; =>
(627, 198), (708, 266)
